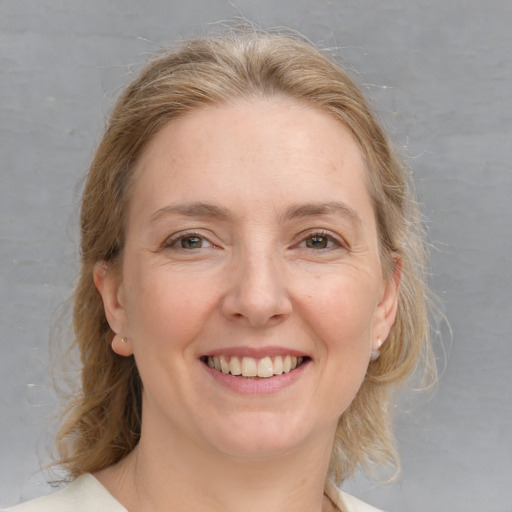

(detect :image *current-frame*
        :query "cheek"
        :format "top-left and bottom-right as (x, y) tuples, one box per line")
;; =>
(297, 271), (378, 353)
(122, 261), (219, 350)
(302, 275), (378, 413)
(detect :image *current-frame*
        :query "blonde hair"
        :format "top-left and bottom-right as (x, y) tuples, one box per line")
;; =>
(56, 26), (434, 483)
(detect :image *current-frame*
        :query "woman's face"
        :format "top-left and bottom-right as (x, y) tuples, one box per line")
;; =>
(96, 97), (398, 461)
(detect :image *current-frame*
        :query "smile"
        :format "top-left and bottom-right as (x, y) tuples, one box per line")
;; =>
(204, 355), (305, 378)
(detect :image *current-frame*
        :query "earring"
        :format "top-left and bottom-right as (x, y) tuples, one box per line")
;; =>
(370, 338), (383, 362)
(111, 333), (132, 357)
(111, 333), (127, 351)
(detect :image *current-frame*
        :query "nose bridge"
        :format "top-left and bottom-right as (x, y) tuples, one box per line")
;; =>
(223, 236), (292, 327)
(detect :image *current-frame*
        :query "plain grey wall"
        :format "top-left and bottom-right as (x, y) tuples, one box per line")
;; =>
(1, 1), (511, 511)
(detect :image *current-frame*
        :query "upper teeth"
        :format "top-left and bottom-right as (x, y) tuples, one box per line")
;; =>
(206, 355), (303, 378)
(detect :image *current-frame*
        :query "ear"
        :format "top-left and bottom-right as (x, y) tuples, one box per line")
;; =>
(93, 261), (133, 357)
(373, 256), (402, 350)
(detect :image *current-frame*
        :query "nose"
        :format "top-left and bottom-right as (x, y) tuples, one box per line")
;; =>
(221, 252), (293, 328)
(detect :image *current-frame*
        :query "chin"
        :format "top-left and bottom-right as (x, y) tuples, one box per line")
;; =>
(202, 411), (321, 462)
(213, 436), (299, 462)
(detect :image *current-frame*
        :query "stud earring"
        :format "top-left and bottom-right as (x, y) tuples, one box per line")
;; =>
(111, 334), (127, 351)
(370, 338), (383, 362)
(111, 334), (132, 357)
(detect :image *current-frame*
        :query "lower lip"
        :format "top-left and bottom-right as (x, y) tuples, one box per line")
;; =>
(202, 360), (310, 395)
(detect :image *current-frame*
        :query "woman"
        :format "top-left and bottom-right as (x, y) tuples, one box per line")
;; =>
(7, 26), (432, 512)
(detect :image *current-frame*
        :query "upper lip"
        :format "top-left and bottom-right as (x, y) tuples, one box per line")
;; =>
(201, 346), (309, 359)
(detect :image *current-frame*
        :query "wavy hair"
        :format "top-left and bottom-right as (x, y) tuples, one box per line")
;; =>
(55, 25), (434, 484)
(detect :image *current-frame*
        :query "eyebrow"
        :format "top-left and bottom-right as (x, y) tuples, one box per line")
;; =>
(282, 201), (362, 226)
(149, 201), (232, 224)
(149, 200), (362, 226)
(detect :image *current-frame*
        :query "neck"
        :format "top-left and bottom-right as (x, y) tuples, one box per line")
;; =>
(96, 422), (337, 512)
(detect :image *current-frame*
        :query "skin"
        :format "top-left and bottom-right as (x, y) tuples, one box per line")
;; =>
(94, 96), (399, 512)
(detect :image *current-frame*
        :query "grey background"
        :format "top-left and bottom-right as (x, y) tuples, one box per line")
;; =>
(1, 1), (511, 511)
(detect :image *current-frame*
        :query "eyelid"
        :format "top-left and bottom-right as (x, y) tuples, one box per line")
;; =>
(162, 229), (216, 249)
(294, 229), (348, 250)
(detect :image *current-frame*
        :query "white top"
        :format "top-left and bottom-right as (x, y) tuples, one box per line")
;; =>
(4, 473), (383, 512)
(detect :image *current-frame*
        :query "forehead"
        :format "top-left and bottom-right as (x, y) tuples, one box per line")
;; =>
(129, 96), (374, 228)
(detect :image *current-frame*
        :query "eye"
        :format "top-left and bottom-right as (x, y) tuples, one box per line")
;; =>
(304, 235), (332, 249)
(164, 232), (213, 250)
(298, 231), (342, 250)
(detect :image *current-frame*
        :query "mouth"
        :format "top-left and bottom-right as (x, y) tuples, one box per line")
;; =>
(200, 354), (309, 378)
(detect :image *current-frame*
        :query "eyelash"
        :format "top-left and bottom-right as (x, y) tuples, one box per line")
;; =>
(162, 229), (346, 252)
(296, 230), (345, 251)
(163, 231), (214, 250)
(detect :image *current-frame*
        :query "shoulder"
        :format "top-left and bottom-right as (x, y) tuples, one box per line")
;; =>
(3, 474), (126, 512)
(324, 479), (385, 512)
